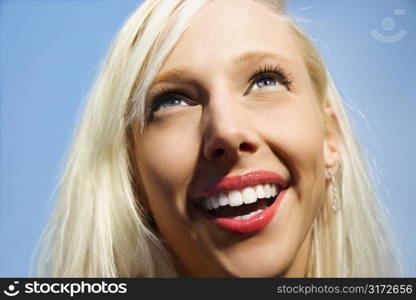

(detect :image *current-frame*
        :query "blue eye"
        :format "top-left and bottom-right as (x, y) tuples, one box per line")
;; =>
(151, 92), (191, 113)
(255, 76), (277, 88)
(159, 97), (186, 109)
(249, 64), (293, 92)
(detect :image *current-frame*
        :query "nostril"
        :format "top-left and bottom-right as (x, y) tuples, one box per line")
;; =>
(239, 142), (255, 152)
(212, 148), (225, 159)
(210, 142), (256, 160)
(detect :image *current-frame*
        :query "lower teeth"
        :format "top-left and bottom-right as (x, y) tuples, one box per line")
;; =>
(233, 209), (264, 220)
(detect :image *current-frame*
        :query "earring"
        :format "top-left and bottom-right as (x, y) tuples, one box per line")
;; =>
(328, 169), (339, 214)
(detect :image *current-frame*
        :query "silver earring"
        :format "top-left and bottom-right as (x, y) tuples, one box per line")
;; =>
(328, 169), (339, 214)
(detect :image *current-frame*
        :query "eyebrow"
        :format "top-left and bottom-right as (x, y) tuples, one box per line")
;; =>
(152, 68), (189, 87)
(233, 50), (287, 65)
(151, 50), (293, 87)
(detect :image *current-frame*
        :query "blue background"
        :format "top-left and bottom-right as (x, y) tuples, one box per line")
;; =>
(0, 0), (415, 276)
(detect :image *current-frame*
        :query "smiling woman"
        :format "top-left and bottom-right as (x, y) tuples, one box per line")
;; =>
(33, 0), (402, 277)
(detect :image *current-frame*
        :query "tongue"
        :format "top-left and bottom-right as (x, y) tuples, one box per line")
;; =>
(212, 198), (271, 218)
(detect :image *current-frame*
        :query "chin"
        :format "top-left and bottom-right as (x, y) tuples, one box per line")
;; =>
(211, 232), (301, 278)
(216, 252), (294, 278)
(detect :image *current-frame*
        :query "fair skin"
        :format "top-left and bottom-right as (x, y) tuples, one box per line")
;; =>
(132, 0), (339, 277)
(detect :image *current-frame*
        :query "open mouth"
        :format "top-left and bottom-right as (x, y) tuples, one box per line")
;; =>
(198, 183), (280, 220)
(191, 171), (288, 235)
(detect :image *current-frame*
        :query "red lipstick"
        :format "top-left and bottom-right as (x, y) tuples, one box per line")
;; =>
(200, 170), (288, 199)
(213, 188), (287, 235)
(195, 171), (289, 235)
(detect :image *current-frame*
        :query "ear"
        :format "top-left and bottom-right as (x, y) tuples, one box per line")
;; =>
(323, 106), (340, 180)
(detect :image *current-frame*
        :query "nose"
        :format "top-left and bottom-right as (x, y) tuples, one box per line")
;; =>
(202, 95), (259, 163)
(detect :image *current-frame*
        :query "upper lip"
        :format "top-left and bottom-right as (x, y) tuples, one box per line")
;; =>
(191, 170), (289, 202)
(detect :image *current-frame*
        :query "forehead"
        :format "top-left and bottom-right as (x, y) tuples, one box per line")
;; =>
(161, 0), (301, 71)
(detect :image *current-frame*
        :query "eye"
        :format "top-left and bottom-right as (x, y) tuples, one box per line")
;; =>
(254, 75), (278, 89)
(157, 95), (188, 110)
(248, 64), (293, 93)
(149, 91), (194, 114)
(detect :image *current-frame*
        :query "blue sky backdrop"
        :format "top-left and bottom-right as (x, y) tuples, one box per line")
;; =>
(1, 0), (415, 276)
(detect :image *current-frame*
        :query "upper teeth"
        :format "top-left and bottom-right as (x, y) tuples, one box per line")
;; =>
(201, 183), (279, 211)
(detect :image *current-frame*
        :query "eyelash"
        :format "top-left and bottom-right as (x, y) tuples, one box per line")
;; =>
(148, 63), (293, 115)
(148, 87), (190, 116)
(249, 64), (293, 92)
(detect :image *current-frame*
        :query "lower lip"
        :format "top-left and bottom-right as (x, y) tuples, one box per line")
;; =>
(212, 189), (287, 235)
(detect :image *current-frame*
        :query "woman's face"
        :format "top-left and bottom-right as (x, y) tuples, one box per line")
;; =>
(133, 0), (338, 277)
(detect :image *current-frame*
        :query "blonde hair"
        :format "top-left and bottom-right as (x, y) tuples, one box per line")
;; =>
(32, 0), (402, 277)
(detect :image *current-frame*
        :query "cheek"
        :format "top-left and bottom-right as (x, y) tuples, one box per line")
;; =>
(133, 123), (208, 269)
(261, 96), (324, 168)
(134, 121), (200, 213)
(257, 96), (326, 208)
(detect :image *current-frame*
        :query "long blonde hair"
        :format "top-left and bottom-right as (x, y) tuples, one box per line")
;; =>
(32, 0), (402, 277)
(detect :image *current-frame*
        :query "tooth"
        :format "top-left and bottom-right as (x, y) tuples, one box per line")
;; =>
(246, 210), (258, 219)
(204, 198), (212, 210)
(234, 216), (242, 220)
(270, 185), (277, 197)
(228, 190), (243, 207)
(210, 196), (220, 209)
(219, 193), (228, 206)
(255, 185), (265, 199)
(241, 214), (251, 220)
(208, 196), (215, 209)
(264, 184), (271, 198)
(202, 199), (210, 211)
(207, 196), (214, 210)
(242, 187), (257, 204)
(273, 185), (280, 196)
(247, 211), (255, 218)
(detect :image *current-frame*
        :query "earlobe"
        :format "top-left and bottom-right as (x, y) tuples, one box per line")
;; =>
(323, 106), (340, 179)
(324, 139), (339, 179)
